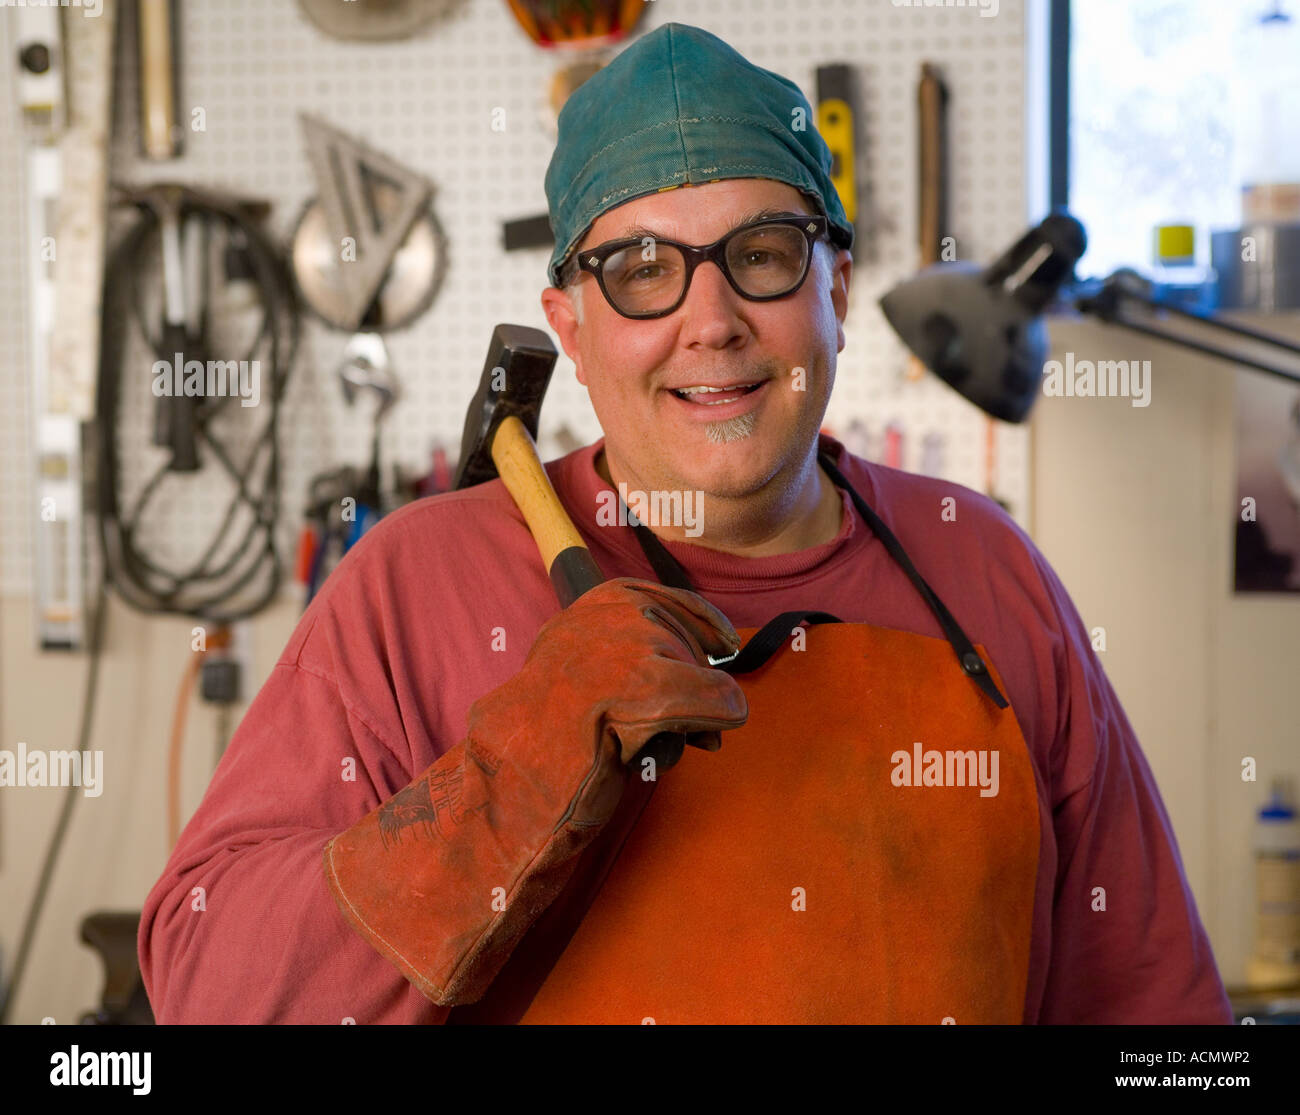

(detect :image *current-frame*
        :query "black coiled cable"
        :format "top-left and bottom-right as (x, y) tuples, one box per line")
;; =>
(95, 188), (301, 623)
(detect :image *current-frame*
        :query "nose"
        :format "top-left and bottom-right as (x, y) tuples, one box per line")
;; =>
(677, 259), (749, 348)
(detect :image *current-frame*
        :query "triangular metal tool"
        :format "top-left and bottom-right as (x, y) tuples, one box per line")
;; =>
(299, 113), (433, 330)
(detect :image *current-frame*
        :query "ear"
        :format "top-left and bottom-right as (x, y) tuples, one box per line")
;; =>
(828, 247), (852, 354)
(540, 285), (586, 386)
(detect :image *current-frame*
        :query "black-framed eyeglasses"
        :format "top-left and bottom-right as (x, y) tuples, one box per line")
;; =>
(565, 214), (829, 320)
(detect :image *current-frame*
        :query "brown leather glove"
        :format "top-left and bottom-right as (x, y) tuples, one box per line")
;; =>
(323, 577), (748, 1006)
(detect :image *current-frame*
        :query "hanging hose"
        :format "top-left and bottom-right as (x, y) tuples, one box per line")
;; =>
(96, 184), (301, 624)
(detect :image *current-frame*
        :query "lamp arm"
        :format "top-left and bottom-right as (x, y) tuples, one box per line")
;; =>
(1075, 272), (1300, 386)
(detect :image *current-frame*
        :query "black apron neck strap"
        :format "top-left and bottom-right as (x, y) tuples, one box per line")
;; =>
(622, 454), (1008, 709)
(816, 452), (1006, 708)
(628, 517), (696, 591)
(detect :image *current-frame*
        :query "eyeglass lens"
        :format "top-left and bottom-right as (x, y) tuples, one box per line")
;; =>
(600, 223), (812, 315)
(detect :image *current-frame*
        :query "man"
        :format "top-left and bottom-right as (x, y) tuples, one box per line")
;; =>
(139, 22), (1231, 1024)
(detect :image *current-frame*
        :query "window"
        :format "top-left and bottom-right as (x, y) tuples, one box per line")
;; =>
(1055, 0), (1285, 279)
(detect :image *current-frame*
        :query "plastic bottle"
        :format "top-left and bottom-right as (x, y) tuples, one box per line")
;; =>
(1246, 780), (1300, 989)
(1234, 3), (1300, 223)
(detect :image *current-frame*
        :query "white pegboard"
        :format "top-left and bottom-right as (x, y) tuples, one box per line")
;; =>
(0, 0), (1032, 599)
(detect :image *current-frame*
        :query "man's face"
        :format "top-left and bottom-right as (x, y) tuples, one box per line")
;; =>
(541, 178), (851, 504)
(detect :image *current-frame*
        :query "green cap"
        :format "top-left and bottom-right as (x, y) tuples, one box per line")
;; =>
(544, 22), (854, 288)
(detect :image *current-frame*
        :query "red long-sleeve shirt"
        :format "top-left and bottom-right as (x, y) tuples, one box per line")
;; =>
(138, 434), (1232, 1023)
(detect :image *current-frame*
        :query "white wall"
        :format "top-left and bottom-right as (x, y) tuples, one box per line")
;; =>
(1031, 312), (1300, 988)
(0, 597), (298, 1023)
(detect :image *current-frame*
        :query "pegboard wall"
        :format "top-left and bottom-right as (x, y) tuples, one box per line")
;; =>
(0, 0), (1032, 600)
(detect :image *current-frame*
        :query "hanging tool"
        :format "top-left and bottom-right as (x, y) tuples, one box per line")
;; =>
(297, 0), (454, 40)
(150, 186), (203, 471)
(410, 444), (454, 500)
(906, 61), (950, 384)
(815, 64), (861, 242)
(97, 182), (300, 622)
(883, 421), (904, 470)
(14, 0), (116, 650)
(505, 0), (648, 49)
(289, 114), (444, 559)
(337, 331), (398, 542)
(299, 468), (353, 605)
(136, 0), (182, 160)
(292, 114), (445, 332)
(296, 335), (398, 606)
(298, 464), (381, 606)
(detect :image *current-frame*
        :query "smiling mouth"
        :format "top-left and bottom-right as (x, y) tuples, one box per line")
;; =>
(669, 382), (765, 404)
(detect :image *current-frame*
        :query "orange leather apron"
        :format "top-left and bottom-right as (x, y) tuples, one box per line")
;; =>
(448, 452), (1040, 1024)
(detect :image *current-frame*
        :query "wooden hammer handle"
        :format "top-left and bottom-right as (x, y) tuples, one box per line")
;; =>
(491, 415), (604, 608)
(488, 415), (701, 770)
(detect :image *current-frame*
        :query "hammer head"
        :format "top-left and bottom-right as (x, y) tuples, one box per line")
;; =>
(455, 324), (559, 490)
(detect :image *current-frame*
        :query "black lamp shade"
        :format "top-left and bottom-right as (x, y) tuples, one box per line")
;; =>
(879, 263), (1049, 423)
(879, 213), (1086, 423)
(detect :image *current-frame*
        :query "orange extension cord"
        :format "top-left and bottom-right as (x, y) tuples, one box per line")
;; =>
(168, 625), (230, 850)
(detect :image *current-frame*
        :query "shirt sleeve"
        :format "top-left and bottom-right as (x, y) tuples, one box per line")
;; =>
(1031, 548), (1233, 1024)
(137, 644), (449, 1025)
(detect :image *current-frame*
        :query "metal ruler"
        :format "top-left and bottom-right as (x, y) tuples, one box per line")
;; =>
(12, 2), (117, 649)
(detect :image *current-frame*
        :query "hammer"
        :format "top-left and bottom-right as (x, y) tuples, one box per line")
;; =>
(455, 323), (719, 769)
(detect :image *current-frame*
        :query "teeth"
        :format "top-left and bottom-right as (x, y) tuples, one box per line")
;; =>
(670, 382), (763, 406)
